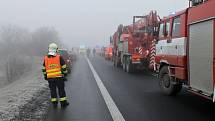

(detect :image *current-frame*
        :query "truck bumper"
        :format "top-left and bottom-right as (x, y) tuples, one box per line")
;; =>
(132, 61), (141, 64)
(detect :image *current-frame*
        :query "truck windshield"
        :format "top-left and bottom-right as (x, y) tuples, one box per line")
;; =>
(159, 23), (164, 38)
(172, 17), (181, 37)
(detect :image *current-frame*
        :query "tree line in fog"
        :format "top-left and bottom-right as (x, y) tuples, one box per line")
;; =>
(0, 25), (62, 57)
(0, 25), (63, 82)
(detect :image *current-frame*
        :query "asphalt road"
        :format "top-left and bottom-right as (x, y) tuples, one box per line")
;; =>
(46, 55), (214, 121)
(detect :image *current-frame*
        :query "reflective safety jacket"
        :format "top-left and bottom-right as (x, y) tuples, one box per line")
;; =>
(42, 54), (67, 79)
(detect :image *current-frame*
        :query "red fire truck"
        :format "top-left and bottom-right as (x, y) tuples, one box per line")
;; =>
(105, 45), (113, 60)
(112, 11), (159, 72)
(155, 0), (215, 101)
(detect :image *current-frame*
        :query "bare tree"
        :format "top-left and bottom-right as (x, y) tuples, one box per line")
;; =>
(0, 25), (62, 83)
(0, 25), (31, 56)
(31, 27), (61, 56)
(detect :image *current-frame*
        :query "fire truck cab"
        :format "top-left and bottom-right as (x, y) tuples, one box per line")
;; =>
(155, 0), (215, 101)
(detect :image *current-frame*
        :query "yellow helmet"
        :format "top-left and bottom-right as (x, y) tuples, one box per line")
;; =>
(48, 43), (58, 55)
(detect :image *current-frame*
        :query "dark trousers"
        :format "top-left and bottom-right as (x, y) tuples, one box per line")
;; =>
(48, 78), (66, 102)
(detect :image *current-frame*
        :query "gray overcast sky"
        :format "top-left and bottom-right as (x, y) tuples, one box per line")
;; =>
(0, 0), (188, 47)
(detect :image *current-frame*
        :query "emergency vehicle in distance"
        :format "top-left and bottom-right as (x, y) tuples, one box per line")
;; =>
(79, 45), (87, 55)
(105, 45), (113, 60)
(155, 0), (215, 101)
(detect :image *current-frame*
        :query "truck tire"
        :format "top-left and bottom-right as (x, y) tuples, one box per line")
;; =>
(158, 66), (182, 96)
(113, 60), (115, 66)
(113, 57), (117, 67)
(116, 61), (121, 67)
(114, 57), (120, 68)
(126, 58), (133, 73)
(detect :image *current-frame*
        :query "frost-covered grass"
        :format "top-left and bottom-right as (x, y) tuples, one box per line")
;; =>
(0, 59), (7, 88)
(0, 58), (50, 121)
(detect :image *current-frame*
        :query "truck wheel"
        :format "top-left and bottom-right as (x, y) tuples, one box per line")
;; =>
(113, 57), (117, 67)
(113, 57), (120, 68)
(116, 61), (121, 67)
(158, 66), (182, 96)
(126, 58), (133, 73)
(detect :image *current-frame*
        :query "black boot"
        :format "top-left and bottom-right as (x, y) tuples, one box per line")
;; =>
(60, 101), (69, 108)
(52, 102), (58, 108)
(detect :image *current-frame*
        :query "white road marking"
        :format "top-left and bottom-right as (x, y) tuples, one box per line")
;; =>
(86, 57), (125, 121)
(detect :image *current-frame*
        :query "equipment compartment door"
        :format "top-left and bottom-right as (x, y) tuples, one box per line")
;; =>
(189, 20), (214, 95)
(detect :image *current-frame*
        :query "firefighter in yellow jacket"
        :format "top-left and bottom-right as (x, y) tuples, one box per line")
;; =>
(42, 43), (69, 108)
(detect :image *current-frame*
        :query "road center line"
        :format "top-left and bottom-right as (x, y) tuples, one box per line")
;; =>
(86, 57), (125, 121)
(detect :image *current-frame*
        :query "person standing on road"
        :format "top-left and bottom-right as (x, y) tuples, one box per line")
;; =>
(87, 48), (91, 57)
(42, 43), (69, 108)
(93, 48), (96, 56)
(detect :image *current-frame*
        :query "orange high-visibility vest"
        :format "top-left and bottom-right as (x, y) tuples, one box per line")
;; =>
(44, 54), (63, 79)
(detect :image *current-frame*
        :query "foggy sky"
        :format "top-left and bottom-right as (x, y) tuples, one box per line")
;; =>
(0, 0), (188, 47)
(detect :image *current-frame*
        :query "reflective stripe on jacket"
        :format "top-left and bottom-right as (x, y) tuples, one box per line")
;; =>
(44, 54), (63, 78)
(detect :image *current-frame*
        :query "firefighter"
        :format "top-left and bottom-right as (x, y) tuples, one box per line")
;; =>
(87, 48), (91, 57)
(42, 43), (69, 108)
(93, 48), (96, 56)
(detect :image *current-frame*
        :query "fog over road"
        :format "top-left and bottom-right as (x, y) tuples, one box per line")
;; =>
(46, 55), (214, 121)
(0, 0), (188, 47)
